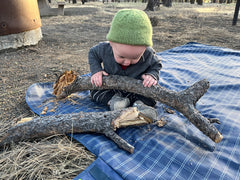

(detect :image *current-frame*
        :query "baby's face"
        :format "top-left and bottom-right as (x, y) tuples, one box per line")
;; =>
(110, 42), (146, 67)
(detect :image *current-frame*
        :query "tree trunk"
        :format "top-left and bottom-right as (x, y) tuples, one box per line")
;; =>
(233, 0), (240, 25)
(145, 0), (155, 11)
(53, 71), (222, 143)
(197, 0), (203, 5)
(163, 0), (172, 7)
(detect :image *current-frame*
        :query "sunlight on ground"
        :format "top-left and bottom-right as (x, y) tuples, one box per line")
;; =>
(193, 4), (235, 14)
(168, 2), (235, 15)
(194, 7), (234, 14)
(195, 7), (219, 13)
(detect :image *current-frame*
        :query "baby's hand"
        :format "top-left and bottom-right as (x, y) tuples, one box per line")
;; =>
(142, 74), (157, 87)
(91, 71), (108, 87)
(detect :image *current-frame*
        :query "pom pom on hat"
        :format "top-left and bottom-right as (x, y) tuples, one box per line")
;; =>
(106, 9), (153, 47)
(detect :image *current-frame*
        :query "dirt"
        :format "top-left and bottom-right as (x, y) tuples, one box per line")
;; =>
(0, 1), (239, 179)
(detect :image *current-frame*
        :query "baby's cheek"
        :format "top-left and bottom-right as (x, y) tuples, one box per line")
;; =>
(131, 59), (140, 64)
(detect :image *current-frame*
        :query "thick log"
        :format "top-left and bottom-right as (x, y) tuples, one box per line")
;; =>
(53, 71), (223, 143)
(0, 108), (152, 153)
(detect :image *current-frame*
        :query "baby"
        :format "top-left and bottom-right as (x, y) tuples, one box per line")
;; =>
(88, 9), (162, 120)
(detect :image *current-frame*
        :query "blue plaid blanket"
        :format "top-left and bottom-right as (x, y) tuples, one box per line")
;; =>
(25, 42), (240, 180)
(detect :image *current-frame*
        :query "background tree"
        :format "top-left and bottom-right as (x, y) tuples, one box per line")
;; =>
(163, 0), (172, 7)
(197, 0), (203, 5)
(233, 0), (240, 25)
(145, 0), (154, 11)
(145, 0), (172, 11)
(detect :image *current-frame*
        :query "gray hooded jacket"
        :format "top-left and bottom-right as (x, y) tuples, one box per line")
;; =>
(88, 42), (162, 81)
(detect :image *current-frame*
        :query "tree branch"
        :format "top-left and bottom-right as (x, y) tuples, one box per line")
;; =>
(54, 71), (223, 143)
(0, 107), (151, 153)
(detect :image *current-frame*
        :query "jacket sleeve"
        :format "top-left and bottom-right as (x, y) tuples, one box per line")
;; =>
(88, 44), (104, 75)
(144, 48), (162, 81)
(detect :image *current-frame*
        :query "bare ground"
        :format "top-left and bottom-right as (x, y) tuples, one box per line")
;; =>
(0, 2), (239, 179)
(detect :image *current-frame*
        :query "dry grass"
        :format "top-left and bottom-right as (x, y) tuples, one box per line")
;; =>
(0, 1), (239, 179)
(0, 135), (95, 180)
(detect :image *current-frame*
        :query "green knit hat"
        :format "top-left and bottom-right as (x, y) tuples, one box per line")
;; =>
(107, 9), (153, 47)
